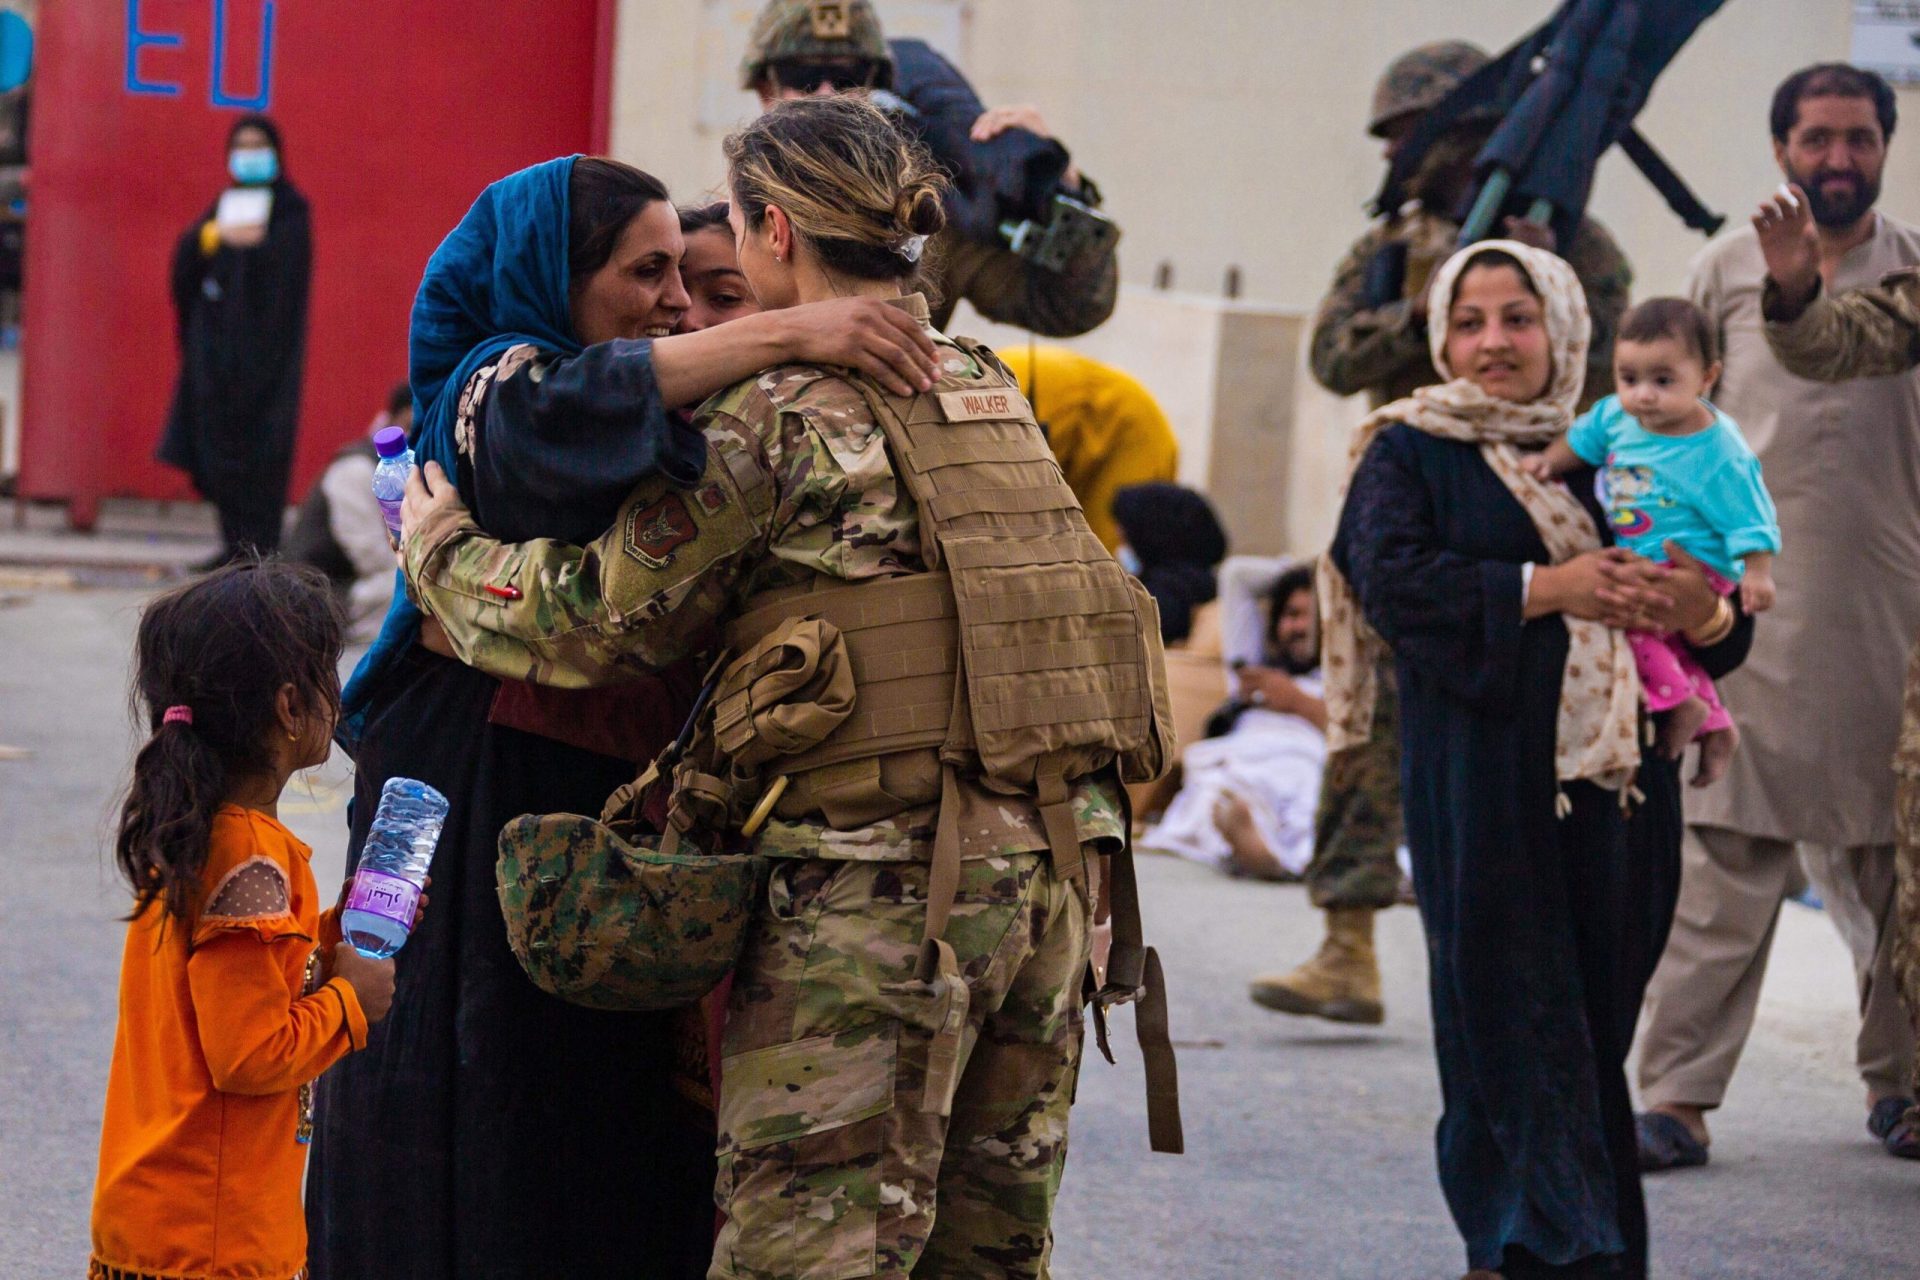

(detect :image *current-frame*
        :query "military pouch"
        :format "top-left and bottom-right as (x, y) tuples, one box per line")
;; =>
(495, 620), (866, 1013)
(710, 618), (856, 775)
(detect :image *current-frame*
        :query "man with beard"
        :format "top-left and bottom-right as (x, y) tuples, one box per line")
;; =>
(1144, 562), (1331, 882)
(1635, 63), (1920, 1172)
(1253, 41), (1633, 1028)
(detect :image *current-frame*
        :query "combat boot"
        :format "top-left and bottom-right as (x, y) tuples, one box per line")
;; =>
(1247, 906), (1384, 1025)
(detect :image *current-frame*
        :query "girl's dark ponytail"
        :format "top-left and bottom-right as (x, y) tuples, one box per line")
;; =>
(114, 562), (343, 925)
(118, 712), (229, 923)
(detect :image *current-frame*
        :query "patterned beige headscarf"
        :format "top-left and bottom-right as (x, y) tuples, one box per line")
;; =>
(1319, 240), (1643, 799)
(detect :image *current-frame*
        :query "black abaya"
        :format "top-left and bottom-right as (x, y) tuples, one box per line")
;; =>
(158, 179), (311, 557)
(1331, 424), (1751, 1277)
(308, 340), (715, 1279)
(307, 650), (714, 1279)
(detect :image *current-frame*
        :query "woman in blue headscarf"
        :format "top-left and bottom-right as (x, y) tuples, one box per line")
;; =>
(307, 156), (939, 1279)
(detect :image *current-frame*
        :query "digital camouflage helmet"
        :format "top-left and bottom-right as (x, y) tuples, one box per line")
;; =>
(496, 813), (764, 1012)
(495, 618), (857, 1012)
(740, 0), (894, 92)
(1368, 40), (1491, 137)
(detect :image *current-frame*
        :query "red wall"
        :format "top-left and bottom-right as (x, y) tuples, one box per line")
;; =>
(20, 0), (610, 525)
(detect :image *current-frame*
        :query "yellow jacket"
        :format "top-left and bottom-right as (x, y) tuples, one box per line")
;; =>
(995, 345), (1179, 551)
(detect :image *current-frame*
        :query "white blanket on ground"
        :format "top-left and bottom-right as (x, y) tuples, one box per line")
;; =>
(1144, 680), (1326, 876)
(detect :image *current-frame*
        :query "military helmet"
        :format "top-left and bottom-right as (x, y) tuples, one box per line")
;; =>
(496, 815), (764, 1012)
(1368, 40), (1491, 137)
(740, 0), (894, 92)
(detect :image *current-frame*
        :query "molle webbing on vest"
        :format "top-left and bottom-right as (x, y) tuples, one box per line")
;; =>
(724, 573), (958, 778)
(852, 359), (1159, 800)
(722, 338), (1181, 1152)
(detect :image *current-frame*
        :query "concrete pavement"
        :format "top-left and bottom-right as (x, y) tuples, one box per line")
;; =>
(2, 581), (1911, 1279)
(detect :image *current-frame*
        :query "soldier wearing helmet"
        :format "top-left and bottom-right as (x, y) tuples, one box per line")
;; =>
(1250, 41), (1634, 1031)
(740, 0), (1122, 338)
(1312, 40), (1631, 411)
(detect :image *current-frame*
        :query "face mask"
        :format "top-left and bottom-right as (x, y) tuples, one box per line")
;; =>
(1117, 545), (1143, 576)
(229, 146), (279, 186)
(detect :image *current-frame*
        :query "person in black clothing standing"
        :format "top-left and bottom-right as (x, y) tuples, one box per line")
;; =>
(159, 114), (312, 564)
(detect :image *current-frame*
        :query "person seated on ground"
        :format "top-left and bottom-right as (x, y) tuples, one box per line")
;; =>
(995, 344), (1179, 551)
(1112, 481), (1228, 646)
(1144, 561), (1326, 880)
(282, 381), (411, 643)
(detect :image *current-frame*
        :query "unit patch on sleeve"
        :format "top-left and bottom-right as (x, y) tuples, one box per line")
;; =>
(623, 494), (700, 570)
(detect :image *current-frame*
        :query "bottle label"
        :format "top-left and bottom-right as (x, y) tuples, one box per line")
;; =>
(345, 869), (419, 928)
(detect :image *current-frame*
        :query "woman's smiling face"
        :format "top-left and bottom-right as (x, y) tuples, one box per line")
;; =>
(569, 201), (691, 346)
(677, 225), (762, 333)
(1444, 262), (1553, 404)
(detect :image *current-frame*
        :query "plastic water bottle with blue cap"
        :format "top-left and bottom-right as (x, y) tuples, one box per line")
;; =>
(371, 426), (414, 543)
(342, 778), (447, 958)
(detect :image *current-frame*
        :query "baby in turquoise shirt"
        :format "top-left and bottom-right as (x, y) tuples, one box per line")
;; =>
(1523, 297), (1781, 783)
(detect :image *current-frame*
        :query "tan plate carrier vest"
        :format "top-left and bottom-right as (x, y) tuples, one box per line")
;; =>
(721, 339), (1183, 1153)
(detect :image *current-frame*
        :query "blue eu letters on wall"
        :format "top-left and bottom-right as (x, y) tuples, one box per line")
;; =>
(125, 0), (276, 111)
(125, 0), (182, 97)
(211, 0), (274, 110)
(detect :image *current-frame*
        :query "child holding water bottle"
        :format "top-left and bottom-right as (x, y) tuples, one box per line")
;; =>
(89, 563), (424, 1280)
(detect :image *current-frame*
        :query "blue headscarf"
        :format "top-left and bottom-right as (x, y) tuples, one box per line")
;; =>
(338, 156), (596, 745)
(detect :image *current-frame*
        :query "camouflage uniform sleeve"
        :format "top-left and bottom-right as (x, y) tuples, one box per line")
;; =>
(1566, 217), (1632, 408)
(1764, 270), (1920, 383)
(931, 225), (1119, 338)
(403, 430), (776, 688)
(1308, 224), (1433, 398)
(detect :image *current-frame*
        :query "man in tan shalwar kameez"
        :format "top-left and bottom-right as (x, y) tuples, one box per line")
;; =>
(1636, 63), (1920, 1167)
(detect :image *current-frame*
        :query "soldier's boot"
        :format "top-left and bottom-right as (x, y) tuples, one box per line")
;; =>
(1247, 906), (1384, 1025)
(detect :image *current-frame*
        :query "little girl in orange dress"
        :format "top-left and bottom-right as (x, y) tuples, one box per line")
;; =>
(90, 563), (417, 1280)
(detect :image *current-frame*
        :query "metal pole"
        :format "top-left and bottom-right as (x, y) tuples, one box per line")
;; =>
(1458, 170), (1513, 245)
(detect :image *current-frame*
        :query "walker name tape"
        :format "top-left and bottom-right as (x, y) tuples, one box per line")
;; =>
(938, 390), (1021, 422)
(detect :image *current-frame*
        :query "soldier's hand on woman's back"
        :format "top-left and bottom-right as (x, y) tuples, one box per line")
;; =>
(399, 462), (469, 563)
(779, 297), (940, 395)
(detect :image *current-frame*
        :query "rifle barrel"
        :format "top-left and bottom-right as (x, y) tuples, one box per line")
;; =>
(1459, 170), (1514, 246)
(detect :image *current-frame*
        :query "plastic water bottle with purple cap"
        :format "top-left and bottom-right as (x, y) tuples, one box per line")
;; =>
(342, 778), (447, 958)
(371, 425), (414, 543)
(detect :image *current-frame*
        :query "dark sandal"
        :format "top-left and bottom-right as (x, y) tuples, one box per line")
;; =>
(1868, 1097), (1920, 1159)
(1635, 1111), (1710, 1172)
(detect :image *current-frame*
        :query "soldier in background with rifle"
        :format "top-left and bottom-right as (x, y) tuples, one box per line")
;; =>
(1251, 40), (1633, 1027)
(741, 0), (1122, 337)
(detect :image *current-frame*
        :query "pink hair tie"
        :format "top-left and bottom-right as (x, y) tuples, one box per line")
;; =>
(163, 706), (194, 727)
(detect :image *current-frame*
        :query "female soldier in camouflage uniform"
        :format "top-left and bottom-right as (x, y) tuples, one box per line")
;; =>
(401, 96), (1155, 1279)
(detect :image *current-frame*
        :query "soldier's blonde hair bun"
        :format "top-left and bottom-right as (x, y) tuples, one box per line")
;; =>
(725, 95), (949, 287)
